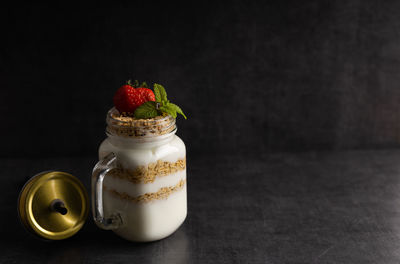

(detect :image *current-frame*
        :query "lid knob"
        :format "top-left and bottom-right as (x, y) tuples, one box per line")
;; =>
(50, 199), (68, 215)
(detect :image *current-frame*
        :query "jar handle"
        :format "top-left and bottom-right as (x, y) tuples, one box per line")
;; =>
(92, 152), (122, 230)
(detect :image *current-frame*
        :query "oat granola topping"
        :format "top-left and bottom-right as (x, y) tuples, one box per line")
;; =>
(109, 157), (186, 184)
(106, 108), (176, 138)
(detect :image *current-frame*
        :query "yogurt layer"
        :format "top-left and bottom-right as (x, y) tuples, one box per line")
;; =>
(103, 184), (187, 242)
(99, 134), (186, 168)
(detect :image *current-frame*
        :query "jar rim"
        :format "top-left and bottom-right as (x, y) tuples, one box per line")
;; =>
(106, 107), (176, 138)
(106, 107), (174, 124)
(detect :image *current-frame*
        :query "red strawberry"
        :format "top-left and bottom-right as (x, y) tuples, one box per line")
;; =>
(113, 84), (155, 114)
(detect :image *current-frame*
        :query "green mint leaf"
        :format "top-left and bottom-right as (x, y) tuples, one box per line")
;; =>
(134, 101), (158, 119)
(154, 83), (168, 103)
(169, 103), (187, 119)
(159, 104), (177, 118)
(154, 85), (161, 102)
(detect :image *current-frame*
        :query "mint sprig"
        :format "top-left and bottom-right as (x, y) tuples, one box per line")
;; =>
(134, 83), (187, 119)
(134, 101), (158, 119)
(154, 83), (168, 102)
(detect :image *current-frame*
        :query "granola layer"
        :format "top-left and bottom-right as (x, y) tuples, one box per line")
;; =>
(109, 157), (186, 184)
(105, 179), (186, 203)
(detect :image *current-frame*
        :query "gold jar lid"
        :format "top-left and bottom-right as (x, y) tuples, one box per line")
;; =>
(18, 171), (89, 240)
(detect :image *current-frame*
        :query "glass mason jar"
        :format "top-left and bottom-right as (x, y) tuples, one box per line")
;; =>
(92, 107), (187, 242)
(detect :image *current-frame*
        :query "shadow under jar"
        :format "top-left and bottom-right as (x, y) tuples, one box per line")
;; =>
(92, 107), (187, 242)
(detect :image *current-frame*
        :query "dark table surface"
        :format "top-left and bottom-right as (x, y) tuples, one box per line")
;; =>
(2, 150), (400, 263)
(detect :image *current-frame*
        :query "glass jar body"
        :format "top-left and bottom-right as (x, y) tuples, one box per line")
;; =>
(96, 132), (187, 242)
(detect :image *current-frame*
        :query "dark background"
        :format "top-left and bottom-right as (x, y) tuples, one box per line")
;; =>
(2, 1), (400, 159)
(3, 2), (400, 263)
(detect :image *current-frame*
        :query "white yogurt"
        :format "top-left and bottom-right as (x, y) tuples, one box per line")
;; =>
(103, 184), (187, 242)
(99, 134), (186, 167)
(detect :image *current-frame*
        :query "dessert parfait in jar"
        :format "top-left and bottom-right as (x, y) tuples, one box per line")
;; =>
(92, 81), (187, 242)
